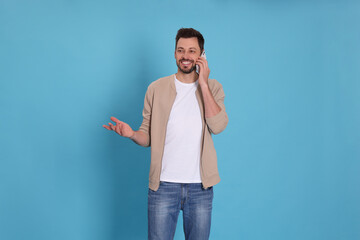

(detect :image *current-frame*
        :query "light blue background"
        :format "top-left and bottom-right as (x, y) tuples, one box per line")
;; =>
(1, 0), (359, 239)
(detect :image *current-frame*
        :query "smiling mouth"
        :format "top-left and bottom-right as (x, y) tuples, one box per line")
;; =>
(181, 61), (192, 66)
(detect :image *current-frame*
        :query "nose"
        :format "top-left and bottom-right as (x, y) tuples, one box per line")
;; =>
(184, 51), (191, 60)
(179, 50), (191, 60)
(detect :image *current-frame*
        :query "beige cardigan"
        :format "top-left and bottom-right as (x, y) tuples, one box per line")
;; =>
(139, 74), (228, 191)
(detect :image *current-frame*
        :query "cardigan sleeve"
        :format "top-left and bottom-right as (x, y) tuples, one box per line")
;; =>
(138, 85), (153, 147)
(205, 81), (229, 135)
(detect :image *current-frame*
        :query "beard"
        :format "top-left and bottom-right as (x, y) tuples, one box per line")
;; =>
(176, 60), (196, 74)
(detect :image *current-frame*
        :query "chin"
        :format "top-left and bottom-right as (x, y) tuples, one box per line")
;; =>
(179, 66), (196, 74)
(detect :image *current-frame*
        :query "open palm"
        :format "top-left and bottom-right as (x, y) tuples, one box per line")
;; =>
(103, 116), (134, 138)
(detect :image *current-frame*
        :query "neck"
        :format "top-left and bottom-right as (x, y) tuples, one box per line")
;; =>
(175, 70), (199, 83)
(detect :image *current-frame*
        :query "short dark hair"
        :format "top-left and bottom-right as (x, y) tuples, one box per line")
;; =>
(175, 28), (205, 53)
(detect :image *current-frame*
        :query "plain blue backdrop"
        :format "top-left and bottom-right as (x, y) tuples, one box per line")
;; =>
(1, 0), (359, 239)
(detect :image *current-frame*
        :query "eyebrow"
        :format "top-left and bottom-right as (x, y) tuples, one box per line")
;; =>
(177, 47), (197, 50)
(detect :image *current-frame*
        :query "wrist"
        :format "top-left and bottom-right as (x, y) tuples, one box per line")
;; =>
(199, 82), (209, 89)
(129, 131), (135, 139)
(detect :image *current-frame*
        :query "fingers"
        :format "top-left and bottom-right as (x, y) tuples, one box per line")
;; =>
(108, 122), (116, 131)
(115, 122), (122, 135)
(196, 57), (204, 64)
(196, 58), (209, 73)
(110, 122), (124, 136)
(103, 124), (111, 130)
(197, 56), (206, 62)
(103, 123), (117, 133)
(196, 57), (207, 67)
(110, 116), (123, 124)
(104, 117), (128, 136)
(196, 59), (204, 70)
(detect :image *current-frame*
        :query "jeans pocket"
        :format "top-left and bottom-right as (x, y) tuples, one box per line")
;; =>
(202, 185), (213, 190)
(148, 188), (155, 196)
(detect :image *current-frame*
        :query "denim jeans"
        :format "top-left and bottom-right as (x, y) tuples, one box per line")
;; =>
(148, 181), (214, 240)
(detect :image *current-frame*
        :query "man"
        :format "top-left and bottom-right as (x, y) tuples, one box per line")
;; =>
(103, 28), (228, 240)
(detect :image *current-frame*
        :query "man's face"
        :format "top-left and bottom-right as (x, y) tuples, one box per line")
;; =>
(175, 37), (201, 74)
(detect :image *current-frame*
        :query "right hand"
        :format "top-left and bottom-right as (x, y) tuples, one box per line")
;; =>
(103, 116), (134, 138)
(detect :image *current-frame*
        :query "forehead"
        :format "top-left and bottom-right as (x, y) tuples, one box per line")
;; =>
(176, 37), (200, 49)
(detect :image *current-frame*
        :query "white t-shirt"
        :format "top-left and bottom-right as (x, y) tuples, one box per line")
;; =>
(159, 75), (203, 183)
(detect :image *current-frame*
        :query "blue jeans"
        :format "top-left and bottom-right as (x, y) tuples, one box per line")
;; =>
(148, 181), (214, 240)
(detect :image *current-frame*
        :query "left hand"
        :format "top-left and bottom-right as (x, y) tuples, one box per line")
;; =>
(196, 56), (210, 86)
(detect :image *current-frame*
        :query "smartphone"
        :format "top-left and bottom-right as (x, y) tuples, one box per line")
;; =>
(196, 50), (206, 73)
